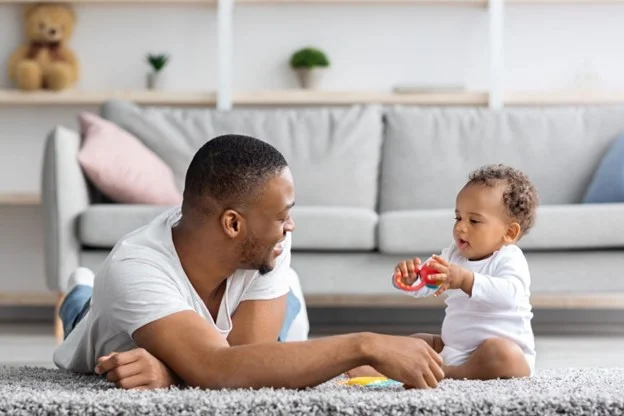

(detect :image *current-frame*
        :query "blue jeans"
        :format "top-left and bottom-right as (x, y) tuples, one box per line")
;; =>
(60, 285), (301, 342)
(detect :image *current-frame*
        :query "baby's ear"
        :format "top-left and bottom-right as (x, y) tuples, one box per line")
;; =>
(504, 222), (521, 243)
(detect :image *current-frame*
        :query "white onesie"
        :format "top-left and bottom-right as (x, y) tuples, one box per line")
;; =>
(397, 242), (536, 374)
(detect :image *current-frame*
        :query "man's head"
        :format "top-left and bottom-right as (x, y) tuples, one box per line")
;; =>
(181, 134), (296, 274)
(453, 164), (538, 260)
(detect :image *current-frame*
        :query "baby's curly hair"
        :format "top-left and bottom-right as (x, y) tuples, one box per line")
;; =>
(466, 164), (539, 237)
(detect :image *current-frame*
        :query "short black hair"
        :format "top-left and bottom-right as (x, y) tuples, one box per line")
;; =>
(182, 134), (288, 214)
(466, 164), (539, 237)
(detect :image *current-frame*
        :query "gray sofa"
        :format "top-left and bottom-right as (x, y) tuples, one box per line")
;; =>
(42, 100), (624, 313)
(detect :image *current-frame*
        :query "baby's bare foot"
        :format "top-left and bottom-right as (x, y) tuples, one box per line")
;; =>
(345, 365), (385, 378)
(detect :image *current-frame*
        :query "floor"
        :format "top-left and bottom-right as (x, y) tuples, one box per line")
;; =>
(2, 323), (624, 369)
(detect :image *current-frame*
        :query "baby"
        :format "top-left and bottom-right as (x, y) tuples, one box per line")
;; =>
(351, 163), (539, 381)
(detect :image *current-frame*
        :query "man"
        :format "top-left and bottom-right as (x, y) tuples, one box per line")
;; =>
(54, 134), (444, 390)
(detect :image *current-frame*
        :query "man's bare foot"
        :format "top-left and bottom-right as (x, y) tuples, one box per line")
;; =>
(345, 365), (385, 379)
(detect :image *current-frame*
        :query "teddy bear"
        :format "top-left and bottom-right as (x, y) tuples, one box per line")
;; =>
(7, 3), (79, 91)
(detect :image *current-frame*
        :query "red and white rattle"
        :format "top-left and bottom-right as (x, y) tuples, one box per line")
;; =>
(392, 262), (440, 292)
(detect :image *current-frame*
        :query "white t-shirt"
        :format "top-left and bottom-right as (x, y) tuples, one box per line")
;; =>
(399, 242), (535, 358)
(53, 207), (292, 373)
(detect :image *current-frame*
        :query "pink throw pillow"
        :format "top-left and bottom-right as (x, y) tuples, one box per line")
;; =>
(77, 112), (183, 205)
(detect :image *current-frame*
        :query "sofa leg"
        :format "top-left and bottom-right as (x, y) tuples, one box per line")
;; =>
(54, 292), (64, 344)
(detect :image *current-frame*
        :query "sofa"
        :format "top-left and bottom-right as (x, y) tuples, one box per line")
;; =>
(42, 100), (624, 319)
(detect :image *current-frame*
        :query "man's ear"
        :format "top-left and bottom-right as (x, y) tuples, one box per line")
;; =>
(504, 222), (522, 244)
(221, 209), (245, 239)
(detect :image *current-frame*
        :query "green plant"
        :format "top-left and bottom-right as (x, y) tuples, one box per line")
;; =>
(146, 53), (170, 72)
(289, 47), (330, 69)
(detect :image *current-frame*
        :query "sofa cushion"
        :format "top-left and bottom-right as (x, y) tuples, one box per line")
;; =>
(290, 206), (377, 251)
(100, 100), (384, 211)
(584, 132), (624, 203)
(380, 106), (624, 212)
(77, 112), (182, 206)
(78, 205), (172, 248)
(79, 205), (378, 251)
(517, 203), (624, 250)
(378, 203), (624, 255)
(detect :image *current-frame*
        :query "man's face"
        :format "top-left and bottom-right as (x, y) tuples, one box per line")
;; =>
(238, 167), (296, 274)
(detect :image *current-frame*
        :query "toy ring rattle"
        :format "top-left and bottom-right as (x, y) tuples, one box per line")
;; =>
(392, 262), (440, 292)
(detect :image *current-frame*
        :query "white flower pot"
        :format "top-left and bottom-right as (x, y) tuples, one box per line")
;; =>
(295, 68), (326, 89)
(146, 72), (165, 90)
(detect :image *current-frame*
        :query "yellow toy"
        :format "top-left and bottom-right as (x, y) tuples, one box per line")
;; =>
(7, 3), (79, 91)
(340, 376), (402, 387)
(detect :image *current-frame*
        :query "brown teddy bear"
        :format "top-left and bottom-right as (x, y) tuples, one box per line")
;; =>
(7, 3), (79, 91)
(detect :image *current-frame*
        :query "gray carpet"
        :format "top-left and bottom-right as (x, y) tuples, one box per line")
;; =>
(2, 366), (624, 415)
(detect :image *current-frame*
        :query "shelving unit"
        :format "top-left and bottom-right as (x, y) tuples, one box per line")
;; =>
(5, 0), (620, 108)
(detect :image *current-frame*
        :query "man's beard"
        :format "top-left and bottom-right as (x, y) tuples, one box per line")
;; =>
(240, 236), (273, 275)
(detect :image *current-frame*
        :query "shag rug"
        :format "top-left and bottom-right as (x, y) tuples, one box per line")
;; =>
(2, 366), (624, 415)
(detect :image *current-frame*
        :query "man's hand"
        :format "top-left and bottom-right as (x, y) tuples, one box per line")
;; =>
(394, 257), (422, 286)
(95, 348), (179, 390)
(366, 334), (445, 389)
(427, 254), (474, 297)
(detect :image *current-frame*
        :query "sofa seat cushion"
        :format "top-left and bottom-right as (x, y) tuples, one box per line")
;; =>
(291, 206), (378, 251)
(78, 204), (173, 248)
(517, 203), (624, 250)
(378, 203), (624, 255)
(79, 205), (378, 251)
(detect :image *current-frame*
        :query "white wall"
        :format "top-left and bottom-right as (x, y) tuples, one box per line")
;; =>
(0, 2), (623, 294)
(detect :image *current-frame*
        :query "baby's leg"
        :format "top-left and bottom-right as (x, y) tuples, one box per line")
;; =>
(444, 337), (530, 380)
(345, 333), (443, 378)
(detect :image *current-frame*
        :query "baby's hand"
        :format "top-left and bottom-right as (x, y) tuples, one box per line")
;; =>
(428, 254), (474, 297)
(394, 257), (422, 286)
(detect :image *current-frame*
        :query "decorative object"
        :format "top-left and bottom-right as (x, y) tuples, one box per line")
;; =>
(583, 132), (624, 203)
(289, 47), (330, 89)
(77, 112), (182, 205)
(146, 53), (169, 90)
(7, 3), (79, 91)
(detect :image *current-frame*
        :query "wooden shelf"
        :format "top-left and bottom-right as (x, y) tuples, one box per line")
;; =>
(0, 193), (40, 206)
(7, 89), (624, 106)
(0, 89), (217, 106)
(506, 90), (624, 105)
(232, 90), (489, 105)
(509, 0), (624, 3)
(238, 0), (486, 5)
(0, 0), (216, 3)
(0, 291), (57, 306)
(0, 89), (488, 106)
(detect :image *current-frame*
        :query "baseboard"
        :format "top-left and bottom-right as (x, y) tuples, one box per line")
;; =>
(3, 306), (623, 336)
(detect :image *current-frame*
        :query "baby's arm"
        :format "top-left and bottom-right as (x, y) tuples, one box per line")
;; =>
(468, 250), (530, 309)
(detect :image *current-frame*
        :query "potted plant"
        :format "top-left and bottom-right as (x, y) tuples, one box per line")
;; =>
(146, 53), (169, 90)
(289, 47), (330, 89)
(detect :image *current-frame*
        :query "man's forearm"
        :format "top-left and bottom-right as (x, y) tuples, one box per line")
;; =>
(191, 333), (372, 389)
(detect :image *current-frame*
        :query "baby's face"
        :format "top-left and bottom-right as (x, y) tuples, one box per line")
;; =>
(453, 183), (513, 261)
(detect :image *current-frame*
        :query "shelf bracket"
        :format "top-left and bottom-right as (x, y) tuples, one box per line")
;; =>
(488, 0), (504, 110)
(217, 0), (234, 111)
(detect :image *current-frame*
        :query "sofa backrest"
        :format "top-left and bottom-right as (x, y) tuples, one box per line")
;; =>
(379, 105), (624, 212)
(100, 100), (384, 211)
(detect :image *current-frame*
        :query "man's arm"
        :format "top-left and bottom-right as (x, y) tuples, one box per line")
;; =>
(129, 310), (444, 390)
(132, 310), (363, 389)
(227, 295), (287, 345)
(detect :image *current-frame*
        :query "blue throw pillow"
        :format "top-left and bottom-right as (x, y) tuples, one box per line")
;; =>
(584, 133), (624, 203)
